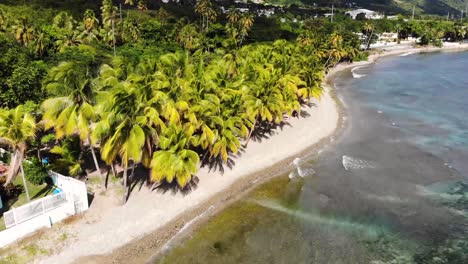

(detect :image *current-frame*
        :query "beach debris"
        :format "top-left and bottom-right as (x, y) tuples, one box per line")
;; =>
(342, 155), (376, 171)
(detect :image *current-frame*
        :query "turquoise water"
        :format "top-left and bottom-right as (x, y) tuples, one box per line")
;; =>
(349, 52), (468, 176)
(155, 52), (468, 264)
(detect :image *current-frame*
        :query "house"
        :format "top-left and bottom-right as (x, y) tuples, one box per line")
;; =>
(345, 9), (384, 20)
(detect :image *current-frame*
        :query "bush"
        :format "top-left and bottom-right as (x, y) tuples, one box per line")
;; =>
(0, 176), (23, 207)
(0, 151), (10, 164)
(23, 158), (49, 185)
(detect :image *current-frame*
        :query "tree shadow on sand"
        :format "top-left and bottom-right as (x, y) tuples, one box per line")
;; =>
(248, 120), (292, 144)
(200, 154), (237, 175)
(150, 176), (199, 196)
(128, 166), (151, 195)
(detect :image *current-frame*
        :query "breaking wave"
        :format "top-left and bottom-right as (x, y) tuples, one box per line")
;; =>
(351, 66), (366, 79)
(342, 155), (376, 171)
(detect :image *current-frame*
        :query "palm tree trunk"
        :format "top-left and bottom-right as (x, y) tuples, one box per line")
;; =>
(366, 30), (374, 50)
(122, 164), (128, 204)
(37, 148), (41, 164)
(244, 116), (258, 147)
(111, 162), (116, 176)
(5, 149), (22, 185)
(20, 162), (30, 202)
(88, 135), (104, 188)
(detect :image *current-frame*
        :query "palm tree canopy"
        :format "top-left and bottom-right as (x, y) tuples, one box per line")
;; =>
(0, 105), (37, 149)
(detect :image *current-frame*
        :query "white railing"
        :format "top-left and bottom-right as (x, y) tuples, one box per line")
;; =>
(0, 171), (89, 247)
(3, 192), (68, 228)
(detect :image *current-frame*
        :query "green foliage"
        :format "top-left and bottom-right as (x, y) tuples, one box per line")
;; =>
(0, 33), (47, 108)
(49, 136), (84, 176)
(0, 151), (10, 164)
(0, 176), (23, 206)
(23, 158), (49, 185)
(40, 134), (56, 145)
(1, 0), (466, 193)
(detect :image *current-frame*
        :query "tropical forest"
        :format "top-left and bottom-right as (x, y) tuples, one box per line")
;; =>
(1, 0), (468, 263)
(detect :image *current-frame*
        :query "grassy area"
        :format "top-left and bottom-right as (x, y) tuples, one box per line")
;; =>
(0, 177), (52, 231)
(12, 177), (51, 207)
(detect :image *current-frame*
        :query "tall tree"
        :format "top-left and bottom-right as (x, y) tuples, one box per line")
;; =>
(0, 105), (38, 202)
(11, 17), (35, 47)
(42, 61), (103, 183)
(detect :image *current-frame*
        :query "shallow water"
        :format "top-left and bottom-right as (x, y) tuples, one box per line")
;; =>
(155, 52), (468, 264)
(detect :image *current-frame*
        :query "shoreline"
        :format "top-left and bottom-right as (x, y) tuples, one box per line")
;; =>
(34, 43), (468, 264)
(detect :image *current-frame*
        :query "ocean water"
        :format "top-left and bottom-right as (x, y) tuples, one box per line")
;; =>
(154, 52), (468, 264)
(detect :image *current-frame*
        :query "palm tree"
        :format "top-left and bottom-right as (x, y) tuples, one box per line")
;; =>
(34, 30), (49, 58)
(323, 33), (347, 68)
(363, 22), (375, 50)
(243, 64), (284, 146)
(55, 32), (81, 52)
(227, 7), (241, 24)
(195, 0), (217, 32)
(0, 8), (9, 32)
(238, 13), (254, 45)
(150, 125), (199, 188)
(137, 1), (148, 13)
(42, 62), (103, 183)
(176, 24), (201, 51)
(94, 81), (156, 202)
(101, 0), (118, 29)
(53, 11), (76, 32)
(11, 17), (35, 47)
(0, 106), (38, 201)
(83, 9), (100, 32)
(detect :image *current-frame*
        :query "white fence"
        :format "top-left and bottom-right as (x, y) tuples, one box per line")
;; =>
(0, 172), (88, 248)
(3, 192), (68, 228)
(49, 171), (89, 214)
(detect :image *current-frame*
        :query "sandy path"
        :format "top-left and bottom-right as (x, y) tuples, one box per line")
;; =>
(37, 88), (339, 264)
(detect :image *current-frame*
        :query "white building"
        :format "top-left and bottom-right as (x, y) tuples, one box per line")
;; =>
(346, 9), (384, 20)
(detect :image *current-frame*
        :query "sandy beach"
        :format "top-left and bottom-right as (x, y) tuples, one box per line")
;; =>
(34, 72), (339, 263)
(20, 42), (468, 264)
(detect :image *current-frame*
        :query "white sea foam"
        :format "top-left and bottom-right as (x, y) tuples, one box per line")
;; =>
(342, 155), (376, 171)
(399, 51), (417, 57)
(289, 157), (315, 179)
(351, 66), (366, 79)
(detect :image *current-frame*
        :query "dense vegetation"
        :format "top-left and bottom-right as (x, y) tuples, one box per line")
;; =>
(266, 0), (468, 16)
(0, 0), (467, 203)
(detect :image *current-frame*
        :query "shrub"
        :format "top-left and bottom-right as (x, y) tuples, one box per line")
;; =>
(0, 176), (23, 207)
(23, 158), (49, 185)
(0, 151), (10, 164)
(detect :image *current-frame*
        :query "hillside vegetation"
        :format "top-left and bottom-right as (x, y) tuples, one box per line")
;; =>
(267, 0), (468, 15)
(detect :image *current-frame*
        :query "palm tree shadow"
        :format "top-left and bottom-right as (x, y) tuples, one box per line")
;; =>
(200, 155), (236, 175)
(249, 120), (291, 144)
(31, 180), (54, 200)
(128, 166), (150, 197)
(151, 176), (199, 196)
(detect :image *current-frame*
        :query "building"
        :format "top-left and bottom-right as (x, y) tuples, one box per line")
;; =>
(345, 9), (384, 20)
